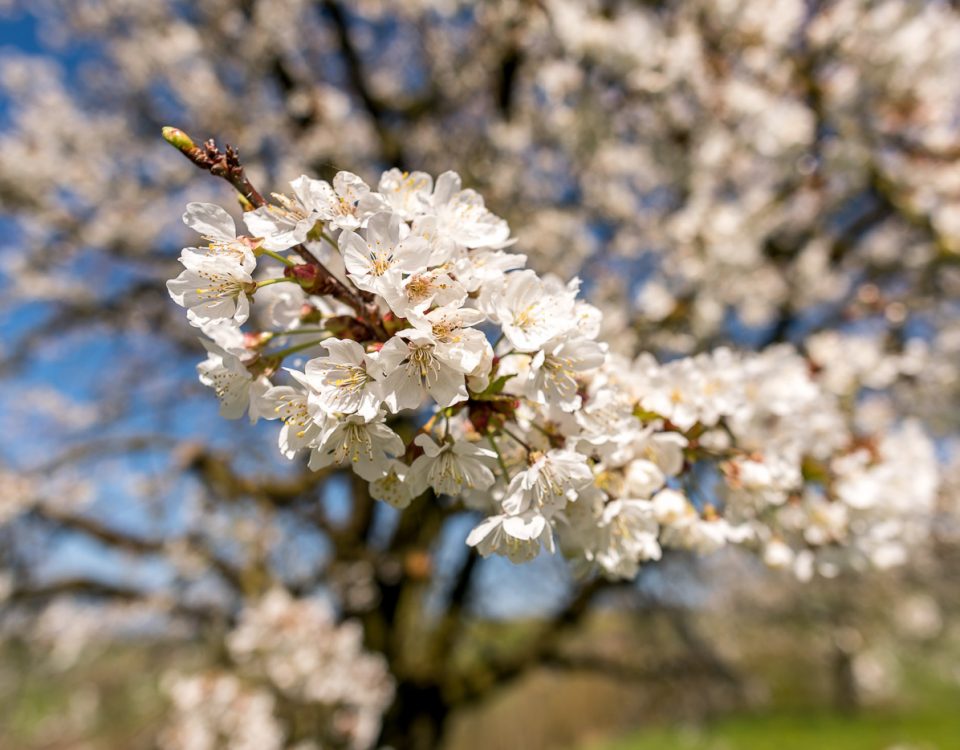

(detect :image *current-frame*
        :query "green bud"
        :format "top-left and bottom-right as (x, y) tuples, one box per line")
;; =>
(237, 193), (254, 212)
(162, 126), (196, 152)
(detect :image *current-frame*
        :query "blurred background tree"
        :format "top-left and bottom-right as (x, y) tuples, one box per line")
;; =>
(0, 1), (958, 748)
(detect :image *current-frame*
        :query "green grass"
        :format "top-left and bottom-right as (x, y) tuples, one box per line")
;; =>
(599, 709), (960, 750)
(597, 652), (960, 750)
(0, 641), (192, 750)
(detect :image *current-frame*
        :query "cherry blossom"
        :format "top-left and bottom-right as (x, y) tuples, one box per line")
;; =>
(165, 160), (942, 586)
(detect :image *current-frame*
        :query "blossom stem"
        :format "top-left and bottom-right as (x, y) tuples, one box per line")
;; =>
(161, 127), (266, 208)
(269, 339), (328, 359)
(420, 412), (440, 434)
(529, 422), (552, 439)
(487, 433), (511, 481)
(258, 249), (295, 267)
(269, 327), (331, 336)
(256, 277), (297, 289)
(500, 425), (531, 452)
(319, 229), (339, 248)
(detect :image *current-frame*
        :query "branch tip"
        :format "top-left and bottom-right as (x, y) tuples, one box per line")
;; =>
(161, 126), (196, 153)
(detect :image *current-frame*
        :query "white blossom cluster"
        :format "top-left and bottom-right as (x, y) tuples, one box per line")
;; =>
(160, 589), (392, 750)
(159, 671), (287, 750)
(167, 168), (940, 580)
(226, 589), (393, 750)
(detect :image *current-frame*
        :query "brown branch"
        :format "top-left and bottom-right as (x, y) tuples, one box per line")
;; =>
(28, 506), (248, 593)
(4, 578), (221, 623)
(31, 433), (180, 474)
(162, 128), (265, 208)
(0, 282), (198, 375)
(663, 607), (745, 693)
(30, 507), (164, 555)
(178, 444), (333, 506)
(6, 577), (145, 604)
(320, 0), (406, 168)
(427, 547), (479, 671)
(452, 577), (620, 706)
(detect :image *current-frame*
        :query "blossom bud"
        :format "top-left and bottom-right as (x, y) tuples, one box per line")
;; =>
(284, 262), (320, 287)
(161, 126), (196, 153)
(243, 331), (273, 350)
(381, 312), (408, 337)
(325, 315), (371, 341)
(299, 303), (323, 324)
(468, 397), (517, 434)
(468, 402), (493, 433)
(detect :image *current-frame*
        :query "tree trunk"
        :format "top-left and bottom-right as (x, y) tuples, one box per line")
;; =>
(831, 640), (860, 714)
(377, 680), (449, 750)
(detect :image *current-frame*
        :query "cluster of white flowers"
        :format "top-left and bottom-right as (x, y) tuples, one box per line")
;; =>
(159, 672), (286, 750)
(168, 167), (939, 580)
(227, 589), (393, 750)
(159, 589), (392, 750)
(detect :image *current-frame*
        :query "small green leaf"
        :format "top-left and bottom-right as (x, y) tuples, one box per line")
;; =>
(470, 373), (516, 401)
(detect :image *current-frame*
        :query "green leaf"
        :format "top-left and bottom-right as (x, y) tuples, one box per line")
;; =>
(470, 373), (516, 401)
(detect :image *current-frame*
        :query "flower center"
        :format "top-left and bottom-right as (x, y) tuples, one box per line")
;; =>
(335, 423), (375, 465)
(407, 344), (441, 384)
(329, 364), (372, 394)
(275, 395), (312, 438)
(195, 270), (243, 301)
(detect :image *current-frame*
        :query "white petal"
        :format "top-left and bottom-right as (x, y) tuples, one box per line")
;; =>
(183, 202), (236, 241)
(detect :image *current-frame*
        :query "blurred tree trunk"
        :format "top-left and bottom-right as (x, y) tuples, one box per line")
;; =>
(831, 637), (860, 715)
(379, 682), (449, 750)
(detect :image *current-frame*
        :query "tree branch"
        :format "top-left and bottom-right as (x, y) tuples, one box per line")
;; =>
(162, 128), (266, 208)
(320, 0), (407, 167)
(4, 578), (221, 623)
(29, 507), (164, 555)
(452, 577), (619, 706)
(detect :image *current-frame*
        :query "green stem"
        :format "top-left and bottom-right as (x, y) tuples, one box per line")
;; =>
(487, 433), (511, 482)
(256, 277), (297, 289)
(269, 338), (327, 359)
(319, 229), (339, 248)
(270, 327), (331, 336)
(500, 425), (531, 452)
(258, 249), (295, 267)
(529, 422), (552, 439)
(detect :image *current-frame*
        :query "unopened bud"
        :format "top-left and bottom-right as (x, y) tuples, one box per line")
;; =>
(325, 315), (370, 341)
(299, 303), (323, 324)
(244, 331), (274, 349)
(469, 402), (492, 433)
(162, 126), (196, 152)
(382, 312), (409, 336)
(285, 263), (320, 287)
